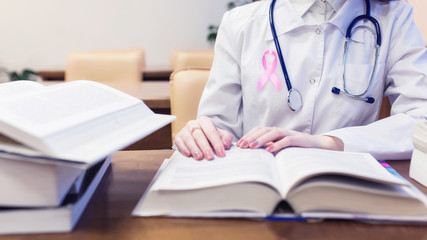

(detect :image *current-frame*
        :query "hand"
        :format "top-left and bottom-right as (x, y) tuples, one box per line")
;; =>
(236, 126), (344, 152)
(174, 116), (234, 160)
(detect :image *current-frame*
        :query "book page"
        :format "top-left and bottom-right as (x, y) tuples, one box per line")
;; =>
(152, 146), (281, 191)
(0, 81), (44, 97)
(41, 104), (174, 164)
(0, 80), (141, 137)
(275, 148), (408, 198)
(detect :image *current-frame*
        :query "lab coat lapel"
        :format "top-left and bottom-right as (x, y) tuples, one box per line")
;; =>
(265, 0), (305, 41)
(265, 0), (366, 39)
(329, 0), (365, 37)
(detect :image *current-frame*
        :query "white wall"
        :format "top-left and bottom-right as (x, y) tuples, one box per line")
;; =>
(0, 0), (230, 71)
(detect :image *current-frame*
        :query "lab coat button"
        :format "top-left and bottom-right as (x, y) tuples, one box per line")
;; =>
(310, 79), (316, 84)
(316, 29), (321, 35)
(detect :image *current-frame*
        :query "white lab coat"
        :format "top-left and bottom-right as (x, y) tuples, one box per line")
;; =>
(197, 0), (427, 160)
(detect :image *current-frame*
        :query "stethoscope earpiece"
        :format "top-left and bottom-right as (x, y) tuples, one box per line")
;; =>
(331, 87), (341, 95)
(366, 97), (375, 104)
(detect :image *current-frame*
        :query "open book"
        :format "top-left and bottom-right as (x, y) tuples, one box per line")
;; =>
(133, 147), (427, 220)
(0, 80), (175, 165)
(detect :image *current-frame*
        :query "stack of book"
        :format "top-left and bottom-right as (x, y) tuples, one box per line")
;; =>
(0, 152), (111, 234)
(410, 120), (427, 188)
(0, 80), (175, 234)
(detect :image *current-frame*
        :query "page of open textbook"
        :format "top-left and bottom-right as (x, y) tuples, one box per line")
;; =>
(0, 80), (140, 137)
(275, 148), (408, 198)
(152, 146), (281, 192)
(0, 80), (175, 164)
(0, 80), (44, 97)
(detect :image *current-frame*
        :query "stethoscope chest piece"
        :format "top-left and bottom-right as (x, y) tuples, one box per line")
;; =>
(288, 89), (303, 112)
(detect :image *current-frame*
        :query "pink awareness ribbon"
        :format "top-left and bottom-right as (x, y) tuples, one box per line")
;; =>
(258, 50), (282, 91)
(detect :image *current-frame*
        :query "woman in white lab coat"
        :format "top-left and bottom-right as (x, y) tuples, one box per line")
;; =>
(174, 0), (427, 161)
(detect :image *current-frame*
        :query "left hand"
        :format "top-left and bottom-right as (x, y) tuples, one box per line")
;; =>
(236, 126), (344, 152)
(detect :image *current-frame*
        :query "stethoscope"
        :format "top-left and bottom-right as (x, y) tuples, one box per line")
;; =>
(269, 0), (381, 111)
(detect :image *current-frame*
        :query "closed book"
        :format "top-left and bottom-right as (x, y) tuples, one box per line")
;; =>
(410, 121), (427, 187)
(0, 151), (84, 207)
(0, 155), (110, 235)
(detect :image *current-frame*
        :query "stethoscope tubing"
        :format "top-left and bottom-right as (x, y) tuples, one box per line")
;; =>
(269, 0), (293, 92)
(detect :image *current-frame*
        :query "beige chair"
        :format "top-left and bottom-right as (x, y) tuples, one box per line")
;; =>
(170, 69), (210, 143)
(170, 50), (214, 71)
(91, 48), (146, 72)
(65, 49), (145, 83)
(169, 50), (215, 143)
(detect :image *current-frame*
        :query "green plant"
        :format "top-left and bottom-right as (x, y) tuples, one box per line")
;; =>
(207, 0), (253, 44)
(226, 0), (252, 9)
(9, 69), (38, 81)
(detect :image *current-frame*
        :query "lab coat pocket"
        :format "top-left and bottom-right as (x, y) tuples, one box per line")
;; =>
(343, 63), (373, 95)
(334, 62), (386, 125)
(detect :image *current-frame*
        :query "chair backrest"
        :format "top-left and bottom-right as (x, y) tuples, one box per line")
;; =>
(65, 49), (144, 83)
(91, 48), (146, 72)
(170, 69), (210, 143)
(170, 50), (214, 71)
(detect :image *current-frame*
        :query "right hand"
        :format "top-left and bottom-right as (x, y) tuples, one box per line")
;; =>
(174, 116), (234, 160)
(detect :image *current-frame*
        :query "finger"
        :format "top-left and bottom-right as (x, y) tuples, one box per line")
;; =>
(243, 127), (280, 149)
(198, 117), (226, 158)
(250, 127), (289, 149)
(236, 127), (259, 147)
(265, 133), (311, 152)
(174, 134), (191, 157)
(191, 127), (216, 160)
(218, 128), (234, 150)
(238, 127), (271, 148)
(179, 121), (206, 160)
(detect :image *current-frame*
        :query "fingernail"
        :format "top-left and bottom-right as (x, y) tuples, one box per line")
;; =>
(193, 150), (202, 160)
(249, 141), (258, 149)
(240, 140), (248, 148)
(216, 147), (225, 157)
(204, 149), (214, 160)
(184, 150), (191, 157)
(266, 146), (274, 152)
(223, 140), (230, 150)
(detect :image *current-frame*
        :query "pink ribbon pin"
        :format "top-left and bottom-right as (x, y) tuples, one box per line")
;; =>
(258, 50), (282, 91)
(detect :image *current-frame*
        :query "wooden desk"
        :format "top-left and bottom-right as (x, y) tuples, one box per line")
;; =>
(36, 70), (173, 82)
(41, 81), (173, 150)
(2, 150), (426, 240)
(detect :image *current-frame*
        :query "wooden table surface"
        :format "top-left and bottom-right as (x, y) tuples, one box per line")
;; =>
(2, 150), (427, 240)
